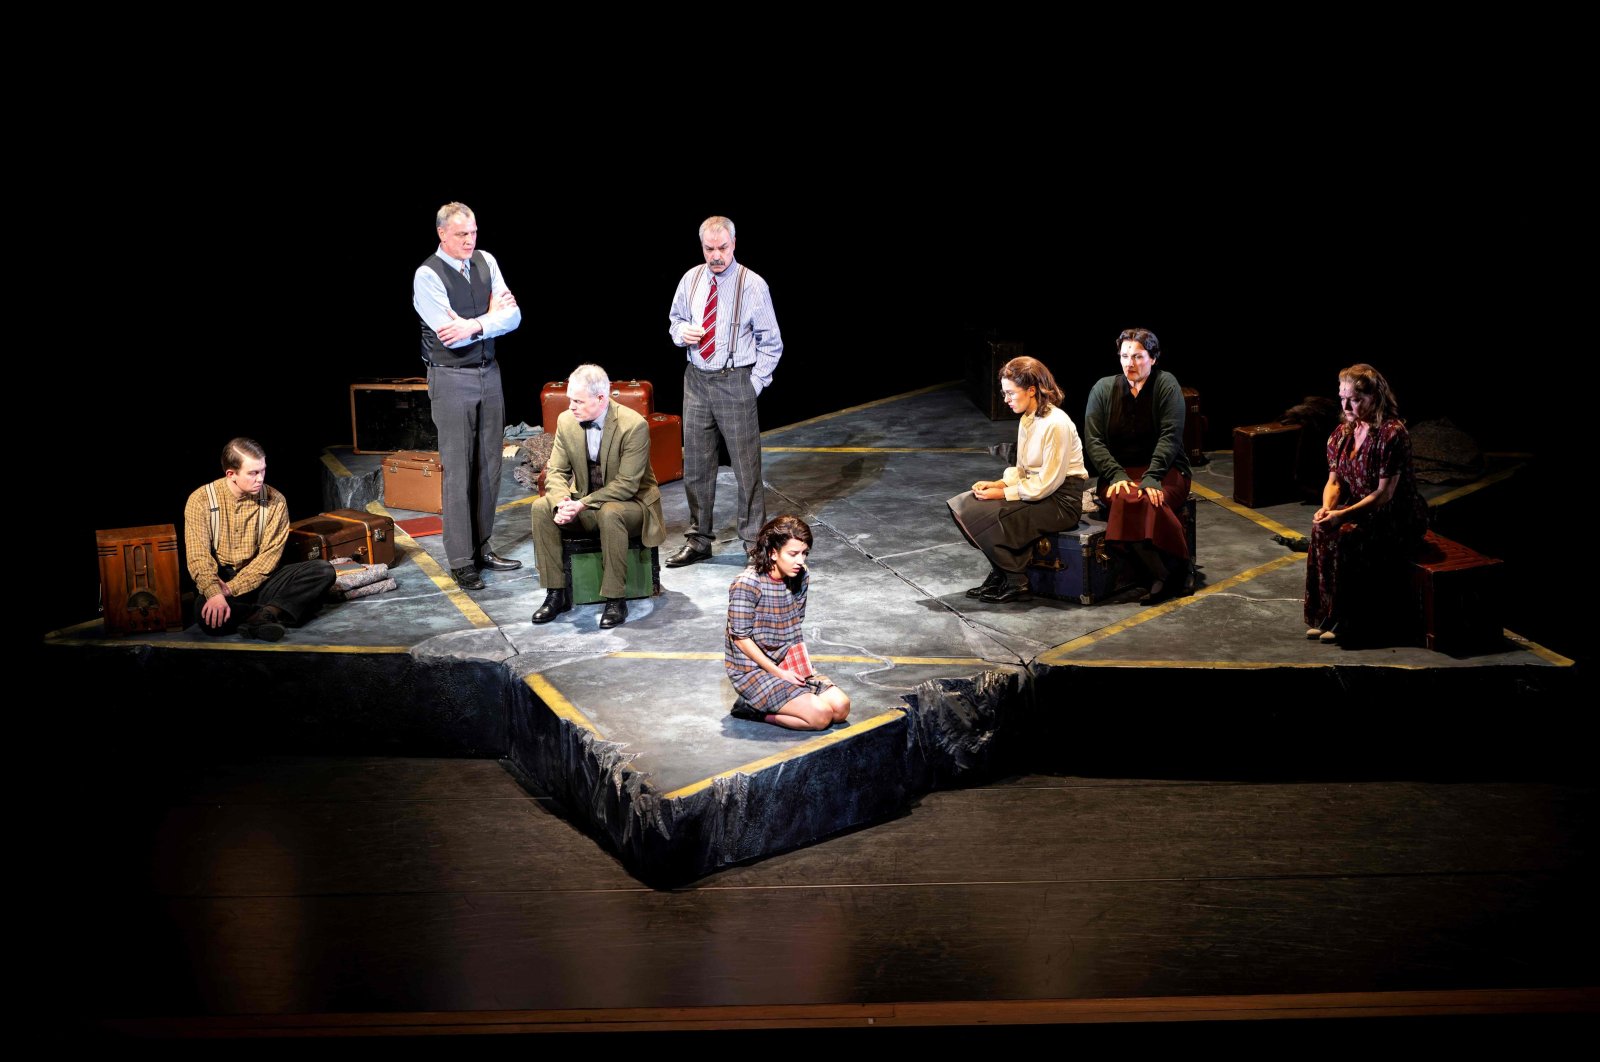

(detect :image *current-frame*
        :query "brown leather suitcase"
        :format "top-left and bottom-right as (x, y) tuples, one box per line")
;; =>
(1411, 531), (1505, 656)
(287, 509), (396, 566)
(1233, 421), (1303, 508)
(1182, 386), (1208, 462)
(383, 450), (444, 514)
(540, 379), (655, 435)
(648, 412), (684, 484)
(98, 524), (184, 634)
(350, 378), (437, 454)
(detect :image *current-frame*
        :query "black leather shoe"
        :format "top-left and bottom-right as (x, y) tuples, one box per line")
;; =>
(966, 570), (1006, 598)
(665, 543), (712, 568)
(477, 550), (522, 572)
(451, 566), (485, 591)
(238, 605), (287, 642)
(531, 588), (570, 624)
(729, 698), (766, 722)
(981, 581), (1033, 604)
(599, 598), (628, 628)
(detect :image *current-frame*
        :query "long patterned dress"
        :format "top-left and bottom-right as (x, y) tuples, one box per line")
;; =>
(725, 568), (814, 712)
(1303, 419), (1428, 638)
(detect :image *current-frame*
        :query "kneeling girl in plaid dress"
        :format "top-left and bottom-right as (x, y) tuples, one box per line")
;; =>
(725, 514), (852, 731)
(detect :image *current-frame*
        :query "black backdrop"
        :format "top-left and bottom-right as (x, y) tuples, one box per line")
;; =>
(33, 135), (1581, 657)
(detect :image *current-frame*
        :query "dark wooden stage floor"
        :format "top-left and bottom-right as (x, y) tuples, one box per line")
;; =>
(81, 753), (1597, 1040)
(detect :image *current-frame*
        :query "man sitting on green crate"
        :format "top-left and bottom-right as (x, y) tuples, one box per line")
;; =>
(529, 364), (666, 630)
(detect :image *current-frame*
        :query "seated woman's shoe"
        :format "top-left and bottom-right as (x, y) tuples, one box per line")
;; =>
(1139, 579), (1168, 604)
(1306, 627), (1323, 639)
(980, 580), (1033, 604)
(966, 570), (1006, 598)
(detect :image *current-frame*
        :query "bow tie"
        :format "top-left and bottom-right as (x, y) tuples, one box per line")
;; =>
(579, 420), (599, 430)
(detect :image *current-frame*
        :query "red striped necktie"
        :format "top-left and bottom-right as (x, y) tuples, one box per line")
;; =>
(698, 276), (717, 360)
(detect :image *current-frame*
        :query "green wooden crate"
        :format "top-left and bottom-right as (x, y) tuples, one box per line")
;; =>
(561, 540), (661, 604)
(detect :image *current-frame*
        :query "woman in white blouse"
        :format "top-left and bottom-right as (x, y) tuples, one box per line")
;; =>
(947, 357), (1089, 604)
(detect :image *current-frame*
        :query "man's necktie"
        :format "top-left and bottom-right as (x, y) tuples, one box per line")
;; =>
(462, 260), (471, 282)
(698, 276), (717, 360)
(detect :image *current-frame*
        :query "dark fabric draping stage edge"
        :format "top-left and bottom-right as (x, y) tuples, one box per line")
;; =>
(52, 640), (1583, 887)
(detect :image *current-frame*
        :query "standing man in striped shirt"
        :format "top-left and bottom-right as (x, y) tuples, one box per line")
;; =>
(665, 216), (784, 567)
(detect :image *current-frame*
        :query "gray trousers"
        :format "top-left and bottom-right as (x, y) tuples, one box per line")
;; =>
(530, 497), (646, 600)
(682, 363), (764, 548)
(948, 478), (1087, 580)
(427, 361), (505, 569)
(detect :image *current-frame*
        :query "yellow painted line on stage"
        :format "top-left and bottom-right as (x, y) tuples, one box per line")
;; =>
(1189, 481), (1302, 540)
(321, 450), (355, 479)
(762, 446), (988, 454)
(369, 500), (496, 629)
(1503, 629), (1574, 667)
(761, 381), (959, 437)
(606, 651), (989, 667)
(663, 709), (906, 801)
(1038, 552), (1305, 665)
(496, 494), (538, 513)
(43, 618), (104, 640)
(524, 673), (605, 739)
(41, 636), (410, 652)
(1428, 463), (1525, 508)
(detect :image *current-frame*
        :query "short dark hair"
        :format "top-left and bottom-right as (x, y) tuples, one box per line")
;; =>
(748, 514), (813, 576)
(1117, 328), (1161, 361)
(221, 437), (265, 474)
(999, 356), (1065, 415)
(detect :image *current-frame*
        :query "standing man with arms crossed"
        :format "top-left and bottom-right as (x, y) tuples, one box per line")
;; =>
(665, 216), (784, 567)
(413, 202), (524, 591)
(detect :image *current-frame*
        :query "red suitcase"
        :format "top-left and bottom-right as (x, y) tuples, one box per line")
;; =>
(98, 524), (184, 634)
(1183, 386), (1208, 462)
(286, 509), (397, 566)
(648, 413), (684, 484)
(540, 379), (654, 435)
(1232, 421), (1303, 508)
(1411, 531), (1505, 656)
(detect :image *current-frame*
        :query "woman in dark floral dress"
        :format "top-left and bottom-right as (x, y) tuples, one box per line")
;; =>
(1303, 364), (1428, 645)
(725, 514), (852, 730)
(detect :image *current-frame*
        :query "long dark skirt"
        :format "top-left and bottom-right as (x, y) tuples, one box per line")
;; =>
(1100, 466), (1190, 559)
(947, 478), (1087, 577)
(1304, 513), (1425, 640)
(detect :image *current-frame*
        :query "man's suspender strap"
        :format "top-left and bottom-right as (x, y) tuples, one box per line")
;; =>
(204, 482), (266, 560)
(687, 266), (747, 370)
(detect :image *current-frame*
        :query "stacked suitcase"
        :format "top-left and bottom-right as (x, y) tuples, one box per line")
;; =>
(383, 451), (445, 513)
(539, 378), (683, 485)
(1233, 421), (1303, 508)
(1025, 500), (1199, 605)
(286, 510), (397, 566)
(1411, 531), (1505, 655)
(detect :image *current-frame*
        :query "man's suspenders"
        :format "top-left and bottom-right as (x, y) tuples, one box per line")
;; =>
(204, 482), (266, 562)
(685, 265), (746, 371)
